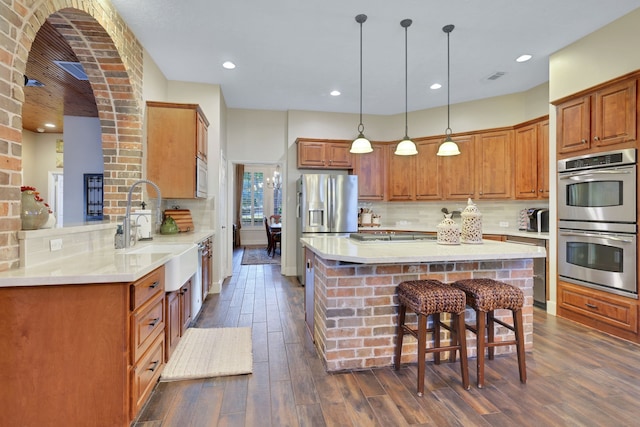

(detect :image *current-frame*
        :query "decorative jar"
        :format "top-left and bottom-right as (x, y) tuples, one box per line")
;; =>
(20, 190), (49, 230)
(461, 198), (483, 244)
(437, 213), (460, 245)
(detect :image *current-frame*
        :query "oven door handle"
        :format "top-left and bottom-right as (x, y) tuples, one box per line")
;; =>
(559, 169), (631, 180)
(559, 231), (634, 243)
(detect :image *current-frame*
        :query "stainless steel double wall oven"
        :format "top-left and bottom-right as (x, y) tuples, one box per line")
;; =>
(558, 148), (637, 298)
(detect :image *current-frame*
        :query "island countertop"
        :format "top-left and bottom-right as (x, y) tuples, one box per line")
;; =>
(300, 235), (546, 264)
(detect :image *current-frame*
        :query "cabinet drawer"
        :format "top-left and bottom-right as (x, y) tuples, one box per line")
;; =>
(131, 266), (164, 311)
(558, 282), (638, 333)
(131, 333), (165, 419)
(131, 293), (165, 362)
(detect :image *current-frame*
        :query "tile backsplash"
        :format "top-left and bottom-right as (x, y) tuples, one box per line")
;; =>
(359, 200), (549, 231)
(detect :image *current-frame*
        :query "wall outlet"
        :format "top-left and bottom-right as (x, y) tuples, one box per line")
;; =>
(50, 238), (63, 251)
(499, 221), (509, 228)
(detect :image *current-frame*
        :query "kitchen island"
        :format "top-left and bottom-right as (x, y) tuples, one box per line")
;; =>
(300, 235), (546, 372)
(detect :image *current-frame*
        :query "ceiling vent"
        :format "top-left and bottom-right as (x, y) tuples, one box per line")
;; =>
(54, 61), (88, 81)
(486, 71), (506, 81)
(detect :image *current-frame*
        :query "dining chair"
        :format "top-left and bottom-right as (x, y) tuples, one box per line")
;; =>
(264, 217), (273, 255)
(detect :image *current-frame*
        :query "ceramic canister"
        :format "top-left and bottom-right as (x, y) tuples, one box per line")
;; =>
(461, 198), (483, 244)
(437, 213), (460, 245)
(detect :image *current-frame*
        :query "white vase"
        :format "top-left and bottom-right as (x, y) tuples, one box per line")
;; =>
(461, 198), (483, 244)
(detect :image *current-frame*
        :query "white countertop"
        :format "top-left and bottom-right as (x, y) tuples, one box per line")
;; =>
(0, 230), (214, 287)
(301, 235), (546, 264)
(358, 225), (550, 240)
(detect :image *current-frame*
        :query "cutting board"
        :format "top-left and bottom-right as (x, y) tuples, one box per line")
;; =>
(163, 209), (194, 232)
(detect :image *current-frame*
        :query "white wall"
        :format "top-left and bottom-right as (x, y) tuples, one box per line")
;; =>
(22, 130), (63, 199)
(62, 116), (103, 226)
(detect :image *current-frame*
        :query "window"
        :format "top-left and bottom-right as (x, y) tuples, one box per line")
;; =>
(241, 171), (264, 227)
(241, 165), (283, 227)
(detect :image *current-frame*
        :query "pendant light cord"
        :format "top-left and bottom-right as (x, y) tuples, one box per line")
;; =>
(404, 21), (409, 137)
(356, 14), (366, 134)
(444, 24), (455, 136)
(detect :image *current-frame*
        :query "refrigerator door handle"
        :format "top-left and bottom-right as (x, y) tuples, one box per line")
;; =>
(296, 191), (301, 219)
(328, 177), (335, 230)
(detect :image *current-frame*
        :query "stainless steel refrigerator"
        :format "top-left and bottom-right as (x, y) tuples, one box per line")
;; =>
(296, 174), (358, 284)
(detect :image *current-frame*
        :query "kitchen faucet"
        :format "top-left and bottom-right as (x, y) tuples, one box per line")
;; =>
(123, 179), (162, 248)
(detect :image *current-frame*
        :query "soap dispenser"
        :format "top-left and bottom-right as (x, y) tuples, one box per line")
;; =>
(114, 225), (125, 249)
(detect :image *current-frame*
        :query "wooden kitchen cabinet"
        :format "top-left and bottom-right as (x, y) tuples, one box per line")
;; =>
(0, 266), (166, 426)
(475, 129), (514, 199)
(441, 134), (476, 200)
(165, 278), (193, 360)
(514, 117), (549, 199)
(415, 138), (444, 200)
(557, 280), (639, 343)
(352, 142), (386, 200)
(387, 144), (416, 201)
(297, 138), (353, 169)
(147, 101), (209, 198)
(556, 77), (637, 157)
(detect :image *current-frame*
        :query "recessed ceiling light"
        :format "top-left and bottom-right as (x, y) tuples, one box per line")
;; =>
(222, 61), (236, 69)
(330, 90), (341, 96)
(44, 123), (55, 128)
(430, 83), (442, 90)
(516, 54), (532, 63)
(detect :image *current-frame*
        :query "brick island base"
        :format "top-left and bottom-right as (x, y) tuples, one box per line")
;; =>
(309, 254), (534, 372)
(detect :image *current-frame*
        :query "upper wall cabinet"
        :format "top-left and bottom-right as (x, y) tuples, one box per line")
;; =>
(297, 138), (353, 169)
(475, 129), (514, 199)
(352, 142), (386, 201)
(556, 77), (637, 158)
(147, 101), (209, 199)
(514, 117), (549, 199)
(441, 134), (476, 200)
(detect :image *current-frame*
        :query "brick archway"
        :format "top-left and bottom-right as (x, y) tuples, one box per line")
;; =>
(0, 1), (144, 269)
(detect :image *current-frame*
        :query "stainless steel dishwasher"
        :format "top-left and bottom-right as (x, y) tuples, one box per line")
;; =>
(505, 235), (547, 309)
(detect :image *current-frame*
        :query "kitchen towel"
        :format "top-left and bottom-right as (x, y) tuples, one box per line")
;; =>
(160, 327), (252, 381)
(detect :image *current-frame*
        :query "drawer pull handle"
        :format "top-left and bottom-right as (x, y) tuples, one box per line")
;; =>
(148, 360), (160, 372)
(181, 288), (189, 295)
(585, 303), (598, 309)
(149, 281), (159, 289)
(149, 318), (160, 327)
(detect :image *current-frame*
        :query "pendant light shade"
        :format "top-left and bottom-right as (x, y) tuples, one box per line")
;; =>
(437, 24), (461, 157)
(395, 19), (417, 156)
(350, 14), (373, 154)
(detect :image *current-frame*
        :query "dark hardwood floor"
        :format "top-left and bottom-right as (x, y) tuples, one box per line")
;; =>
(135, 248), (640, 426)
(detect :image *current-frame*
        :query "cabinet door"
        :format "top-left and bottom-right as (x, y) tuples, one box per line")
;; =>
(196, 111), (208, 160)
(476, 130), (513, 199)
(557, 95), (591, 155)
(537, 120), (550, 198)
(442, 135), (476, 200)
(593, 79), (637, 148)
(415, 138), (443, 200)
(326, 143), (353, 168)
(353, 143), (386, 200)
(180, 279), (192, 335)
(297, 141), (326, 168)
(165, 290), (181, 360)
(387, 144), (416, 201)
(514, 124), (539, 199)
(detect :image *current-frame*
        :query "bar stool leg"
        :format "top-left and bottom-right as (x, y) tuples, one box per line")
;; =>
(476, 310), (486, 388)
(433, 313), (441, 365)
(513, 308), (527, 384)
(395, 305), (406, 370)
(416, 313), (428, 397)
(487, 310), (496, 360)
(454, 313), (470, 390)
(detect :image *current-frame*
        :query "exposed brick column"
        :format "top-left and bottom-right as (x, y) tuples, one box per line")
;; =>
(0, 0), (144, 270)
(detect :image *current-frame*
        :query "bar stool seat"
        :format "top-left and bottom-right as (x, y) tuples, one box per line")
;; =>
(451, 278), (526, 388)
(395, 280), (470, 396)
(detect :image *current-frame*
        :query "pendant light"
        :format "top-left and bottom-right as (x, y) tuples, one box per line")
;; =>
(437, 24), (461, 156)
(350, 14), (373, 154)
(394, 19), (418, 156)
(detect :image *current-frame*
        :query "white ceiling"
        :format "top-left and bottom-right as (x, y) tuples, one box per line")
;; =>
(110, 0), (640, 115)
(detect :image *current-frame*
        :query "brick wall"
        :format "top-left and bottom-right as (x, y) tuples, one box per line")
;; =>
(312, 255), (534, 372)
(0, 0), (144, 271)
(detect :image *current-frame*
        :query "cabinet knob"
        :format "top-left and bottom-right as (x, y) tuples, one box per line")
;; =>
(581, 139), (587, 144)
(593, 136), (600, 141)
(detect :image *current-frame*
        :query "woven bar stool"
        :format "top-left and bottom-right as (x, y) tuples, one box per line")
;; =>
(395, 280), (470, 396)
(451, 278), (526, 388)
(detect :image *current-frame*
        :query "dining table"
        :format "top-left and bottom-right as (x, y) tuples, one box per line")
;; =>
(267, 222), (282, 256)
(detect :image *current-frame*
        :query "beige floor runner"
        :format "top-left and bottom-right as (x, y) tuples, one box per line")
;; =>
(160, 327), (252, 381)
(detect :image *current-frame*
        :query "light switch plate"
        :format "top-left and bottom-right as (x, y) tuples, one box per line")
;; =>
(50, 238), (63, 251)
(499, 221), (509, 228)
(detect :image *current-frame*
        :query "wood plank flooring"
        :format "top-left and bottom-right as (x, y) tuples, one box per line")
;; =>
(134, 248), (640, 426)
